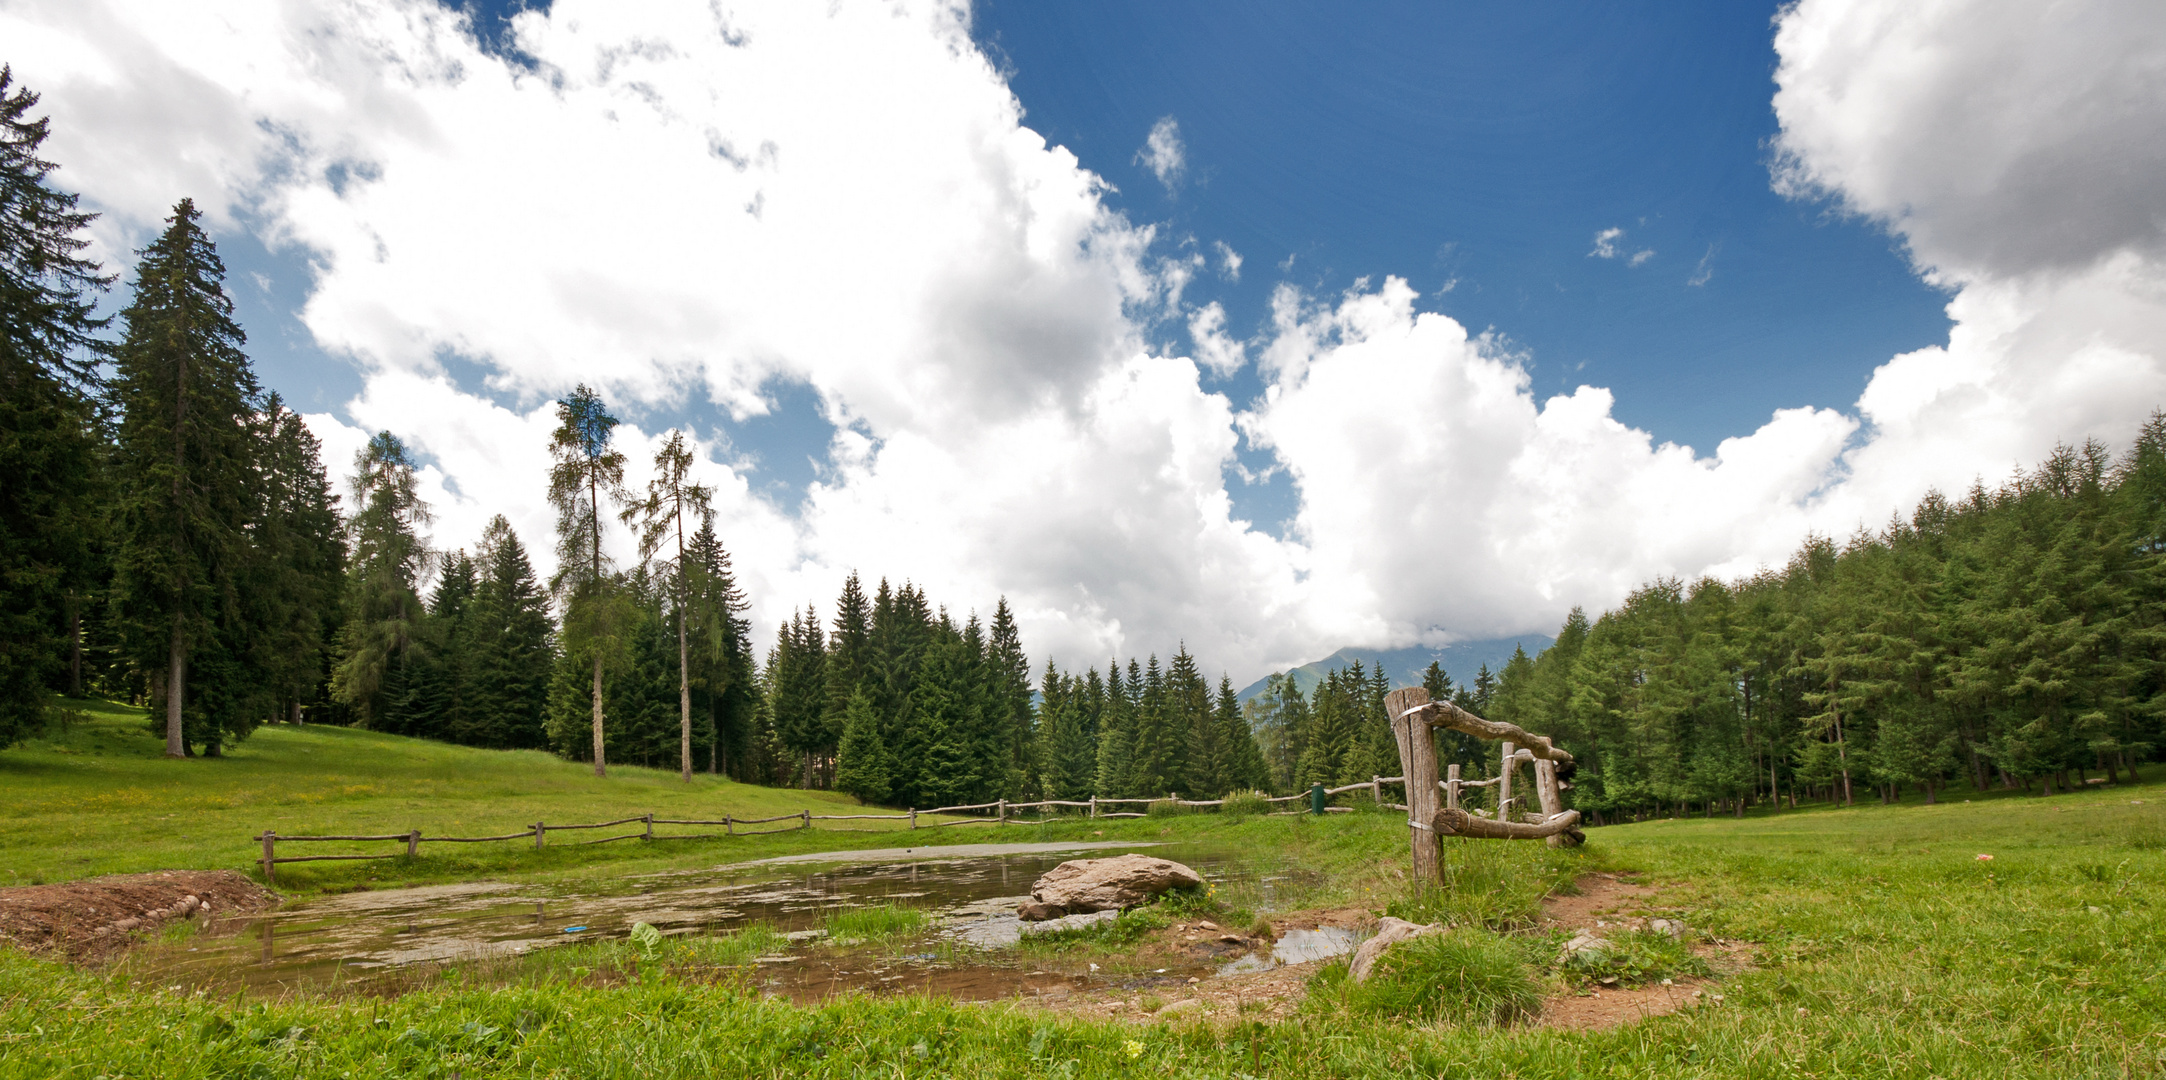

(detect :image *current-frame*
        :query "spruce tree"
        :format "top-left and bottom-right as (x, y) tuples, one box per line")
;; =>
(468, 515), (552, 748)
(247, 398), (344, 726)
(834, 687), (889, 804)
(0, 69), (110, 744)
(685, 512), (754, 775)
(110, 200), (258, 757)
(328, 432), (430, 731)
(987, 598), (1036, 798)
(547, 384), (632, 776)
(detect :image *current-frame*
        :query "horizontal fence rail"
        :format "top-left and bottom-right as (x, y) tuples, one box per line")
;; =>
(250, 786), (1419, 884)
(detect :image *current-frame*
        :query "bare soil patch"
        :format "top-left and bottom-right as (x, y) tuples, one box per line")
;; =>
(0, 870), (278, 961)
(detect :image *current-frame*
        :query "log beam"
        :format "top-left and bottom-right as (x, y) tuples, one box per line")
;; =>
(1433, 806), (1583, 841)
(1404, 700), (1575, 765)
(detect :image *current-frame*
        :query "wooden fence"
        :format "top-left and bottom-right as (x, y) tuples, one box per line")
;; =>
(249, 785), (1419, 884)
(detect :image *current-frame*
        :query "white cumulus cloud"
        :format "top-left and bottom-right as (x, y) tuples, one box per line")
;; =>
(4, 0), (2161, 683)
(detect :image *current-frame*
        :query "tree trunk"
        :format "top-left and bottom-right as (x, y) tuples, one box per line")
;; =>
(67, 596), (81, 697)
(1384, 688), (1440, 885)
(677, 522), (692, 784)
(590, 653), (606, 777)
(164, 622), (186, 758)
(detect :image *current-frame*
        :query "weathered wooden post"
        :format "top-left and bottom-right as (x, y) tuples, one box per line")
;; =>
(1372, 776), (1383, 804)
(407, 829), (420, 858)
(1385, 687), (1439, 886)
(644, 813), (654, 840)
(1499, 741), (1516, 818)
(534, 821), (545, 849)
(260, 831), (276, 885)
(801, 809), (811, 830)
(997, 798), (1007, 824)
(1446, 763), (1461, 810)
(1089, 797), (1098, 819)
(909, 808), (918, 830)
(724, 815), (733, 836)
(1534, 759), (1567, 848)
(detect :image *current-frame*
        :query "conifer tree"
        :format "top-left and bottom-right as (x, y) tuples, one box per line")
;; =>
(623, 429), (712, 781)
(468, 515), (551, 748)
(328, 432), (430, 731)
(248, 398), (344, 726)
(987, 598), (1036, 797)
(110, 200), (259, 757)
(0, 69), (110, 744)
(685, 511), (754, 775)
(1094, 660), (1134, 797)
(834, 688), (889, 804)
(547, 384), (631, 776)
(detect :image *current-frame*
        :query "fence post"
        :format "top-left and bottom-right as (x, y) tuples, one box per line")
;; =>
(534, 822), (545, 849)
(1385, 687), (1439, 888)
(909, 808), (917, 830)
(407, 829), (419, 858)
(260, 832), (276, 886)
(644, 813), (654, 840)
(1535, 758), (1570, 847)
(1372, 776), (1383, 804)
(997, 798), (1007, 824)
(801, 809), (810, 831)
(1447, 763), (1461, 811)
(1089, 797), (1097, 819)
(725, 815), (733, 836)
(1500, 741), (1516, 818)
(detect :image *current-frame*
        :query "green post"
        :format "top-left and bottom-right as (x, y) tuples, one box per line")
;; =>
(1309, 783), (1327, 816)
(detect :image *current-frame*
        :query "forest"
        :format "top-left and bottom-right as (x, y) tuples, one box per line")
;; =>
(4, 67), (2161, 815)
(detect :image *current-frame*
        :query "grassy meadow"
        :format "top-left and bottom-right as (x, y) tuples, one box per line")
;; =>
(2, 699), (938, 892)
(3, 699), (2165, 1077)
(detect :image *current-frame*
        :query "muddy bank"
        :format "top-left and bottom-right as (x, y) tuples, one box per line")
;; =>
(0, 870), (278, 960)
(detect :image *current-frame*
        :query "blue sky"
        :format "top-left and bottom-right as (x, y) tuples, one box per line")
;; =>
(17, 0), (2160, 677)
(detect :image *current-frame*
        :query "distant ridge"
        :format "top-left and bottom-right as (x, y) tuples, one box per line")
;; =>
(1235, 635), (1556, 703)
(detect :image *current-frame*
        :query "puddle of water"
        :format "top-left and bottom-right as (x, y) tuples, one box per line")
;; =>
(1216, 927), (1364, 976)
(129, 841), (1287, 994)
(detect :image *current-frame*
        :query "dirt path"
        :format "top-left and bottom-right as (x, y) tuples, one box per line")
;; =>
(0, 870), (278, 960)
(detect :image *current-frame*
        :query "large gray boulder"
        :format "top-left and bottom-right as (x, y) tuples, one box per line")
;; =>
(1016, 854), (1204, 920)
(1350, 916), (1443, 983)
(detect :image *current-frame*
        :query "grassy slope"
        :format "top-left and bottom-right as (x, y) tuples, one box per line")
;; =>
(4, 702), (2165, 1077)
(2, 699), (930, 891)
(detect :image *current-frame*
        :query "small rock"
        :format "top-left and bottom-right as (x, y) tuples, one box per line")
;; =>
(1560, 931), (1610, 961)
(1157, 998), (1203, 1017)
(1197, 920), (1218, 932)
(1650, 918), (1686, 938)
(1350, 916), (1443, 983)
(1019, 909), (1121, 937)
(1218, 934), (1244, 944)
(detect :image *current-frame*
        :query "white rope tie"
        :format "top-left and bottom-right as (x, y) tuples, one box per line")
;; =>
(1407, 819), (1432, 832)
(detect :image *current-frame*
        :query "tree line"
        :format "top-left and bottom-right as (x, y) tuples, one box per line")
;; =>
(0, 71), (762, 773)
(1482, 433), (2165, 821)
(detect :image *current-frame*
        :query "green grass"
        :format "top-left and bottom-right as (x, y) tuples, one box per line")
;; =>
(822, 904), (929, 945)
(1556, 927), (1707, 987)
(1307, 928), (1544, 1027)
(5, 706), (2166, 1076)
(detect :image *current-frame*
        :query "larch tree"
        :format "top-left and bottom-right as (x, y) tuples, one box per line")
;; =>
(110, 200), (258, 758)
(547, 384), (631, 777)
(623, 429), (713, 782)
(0, 68), (109, 745)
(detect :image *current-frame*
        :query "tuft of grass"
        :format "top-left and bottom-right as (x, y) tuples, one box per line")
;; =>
(822, 904), (927, 945)
(1557, 927), (1707, 987)
(1220, 790), (1271, 817)
(1307, 928), (1542, 1027)
(1145, 798), (1188, 818)
(1017, 907), (1168, 953)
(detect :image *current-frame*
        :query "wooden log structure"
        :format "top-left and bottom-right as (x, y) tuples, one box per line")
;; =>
(1385, 687), (1442, 887)
(1432, 806), (1583, 841)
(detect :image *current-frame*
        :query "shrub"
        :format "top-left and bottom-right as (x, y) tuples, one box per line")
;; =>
(1220, 790), (1271, 817)
(1146, 799), (1188, 818)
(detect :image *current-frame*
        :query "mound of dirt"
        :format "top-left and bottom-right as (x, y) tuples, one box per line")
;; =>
(0, 870), (278, 961)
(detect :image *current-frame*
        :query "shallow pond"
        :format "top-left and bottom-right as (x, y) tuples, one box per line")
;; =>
(129, 839), (1360, 1001)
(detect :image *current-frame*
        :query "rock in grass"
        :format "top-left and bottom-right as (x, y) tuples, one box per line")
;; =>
(1350, 916), (1443, 983)
(1017, 855), (1204, 921)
